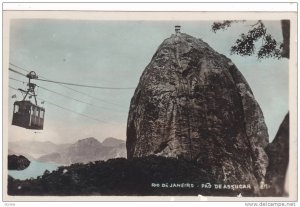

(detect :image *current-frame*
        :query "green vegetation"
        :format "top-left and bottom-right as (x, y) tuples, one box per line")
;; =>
(211, 20), (290, 59)
(8, 156), (251, 196)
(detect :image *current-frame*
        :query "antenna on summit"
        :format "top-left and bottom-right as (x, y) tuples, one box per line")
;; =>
(175, 25), (181, 35)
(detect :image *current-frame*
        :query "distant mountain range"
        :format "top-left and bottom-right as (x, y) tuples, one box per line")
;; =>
(102, 137), (124, 147)
(8, 149), (36, 161)
(9, 137), (126, 165)
(8, 140), (70, 159)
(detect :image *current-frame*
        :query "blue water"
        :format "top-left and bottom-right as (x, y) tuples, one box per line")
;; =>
(8, 160), (60, 180)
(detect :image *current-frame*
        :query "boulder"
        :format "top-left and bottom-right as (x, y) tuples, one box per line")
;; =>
(8, 155), (30, 170)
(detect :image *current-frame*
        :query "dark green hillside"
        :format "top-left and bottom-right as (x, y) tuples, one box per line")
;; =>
(8, 156), (250, 196)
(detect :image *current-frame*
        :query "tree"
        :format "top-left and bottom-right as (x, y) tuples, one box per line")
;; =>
(211, 20), (290, 59)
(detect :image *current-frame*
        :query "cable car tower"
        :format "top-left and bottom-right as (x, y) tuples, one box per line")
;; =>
(12, 71), (45, 130)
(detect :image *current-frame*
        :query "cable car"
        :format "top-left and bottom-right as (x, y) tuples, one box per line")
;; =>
(12, 101), (45, 130)
(11, 71), (45, 130)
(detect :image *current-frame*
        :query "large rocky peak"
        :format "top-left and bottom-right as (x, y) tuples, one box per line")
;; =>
(126, 33), (269, 190)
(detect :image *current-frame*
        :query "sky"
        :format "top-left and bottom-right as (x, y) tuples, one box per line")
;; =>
(7, 19), (288, 144)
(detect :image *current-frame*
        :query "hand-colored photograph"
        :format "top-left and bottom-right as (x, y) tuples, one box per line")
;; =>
(2, 9), (297, 201)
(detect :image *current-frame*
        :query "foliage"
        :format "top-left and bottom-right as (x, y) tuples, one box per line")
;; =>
(7, 156), (254, 196)
(212, 20), (283, 59)
(211, 20), (241, 32)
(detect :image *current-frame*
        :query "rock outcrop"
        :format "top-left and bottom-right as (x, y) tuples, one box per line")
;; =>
(127, 33), (269, 191)
(264, 113), (289, 196)
(8, 155), (30, 170)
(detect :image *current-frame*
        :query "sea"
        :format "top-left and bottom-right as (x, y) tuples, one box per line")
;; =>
(8, 160), (60, 180)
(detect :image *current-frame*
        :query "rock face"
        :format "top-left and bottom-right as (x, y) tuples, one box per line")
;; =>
(265, 113), (289, 196)
(127, 33), (269, 190)
(8, 155), (30, 170)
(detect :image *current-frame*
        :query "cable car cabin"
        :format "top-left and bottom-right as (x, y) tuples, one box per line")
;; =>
(12, 101), (45, 130)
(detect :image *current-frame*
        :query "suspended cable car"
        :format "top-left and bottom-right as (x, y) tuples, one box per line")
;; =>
(11, 71), (45, 130)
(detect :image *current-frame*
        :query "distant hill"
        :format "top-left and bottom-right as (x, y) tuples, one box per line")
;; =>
(8, 149), (36, 161)
(8, 149), (15, 155)
(8, 140), (70, 159)
(63, 137), (109, 164)
(38, 153), (64, 164)
(9, 141), (58, 154)
(37, 137), (126, 165)
(102, 137), (125, 147)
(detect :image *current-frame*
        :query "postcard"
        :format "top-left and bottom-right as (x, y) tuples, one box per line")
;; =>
(2, 6), (297, 202)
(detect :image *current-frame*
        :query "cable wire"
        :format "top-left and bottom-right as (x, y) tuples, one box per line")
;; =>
(8, 67), (27, 77)
(9, 77), (26, 84)
(9, 63), (30, 73)
(36, 97), (112, 124)
(9, 77), (127, 113)
(9, 62), (135, 90)
(36, 78), (135, 90)
(9, 85), (117, 125)
(9, 63), (133, 106)
(37, 85), (126, 114)
(54, 83), (125, 107)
